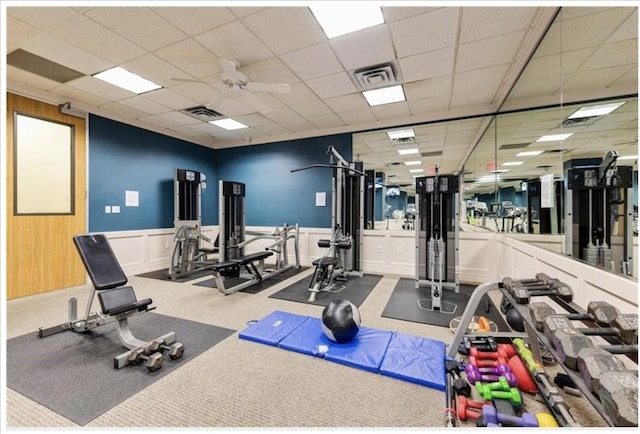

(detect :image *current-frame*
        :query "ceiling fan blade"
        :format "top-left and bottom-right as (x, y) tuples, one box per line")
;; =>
(171, 77), (209, 84)
(205, 92), (228, 110)
(240, 91), (272, 114)
(245, 82), (291, 94)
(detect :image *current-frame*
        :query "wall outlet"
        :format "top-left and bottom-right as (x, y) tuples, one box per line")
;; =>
(397, 246), (403, 254)
(377, 246), (383, 253)
(164, 242), (170, 249)
(105, 206), (111, 213)
(112, 206), (120, 213)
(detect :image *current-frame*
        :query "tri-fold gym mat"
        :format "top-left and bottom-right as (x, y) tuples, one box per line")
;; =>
(238, 310), (447, 391)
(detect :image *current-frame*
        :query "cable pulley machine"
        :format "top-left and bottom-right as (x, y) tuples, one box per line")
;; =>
(415, 164), (460, 313)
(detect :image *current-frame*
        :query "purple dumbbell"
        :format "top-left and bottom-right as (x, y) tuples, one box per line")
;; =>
(465, 364), (519, 387)
(478, 364), (511, 376)
(482, 404), (538, 427)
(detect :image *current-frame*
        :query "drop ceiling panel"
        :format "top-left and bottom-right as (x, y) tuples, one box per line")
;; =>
(7, 6), (79, 31)
(456, 31), (526, 72)
(243, 7), (326, 55)
(580, 39), (637, 71)
(390, 8), (460, 58)
(21, 34), (111, 75)
(560, 8), (633, 51)
(289, 100), (333, 118)
(155, 39), (223, 79)
(51, 83), (113, 107)
(233, 113), (274, 127)
(307, 113), (346, 130)
(241, 57), (299, 85)
(306, 72), (358, 99)
(142, 88), (198, 111)
(50, 14), (146, 64)
(371, 101), (411, 120)
(562, 65), (636, 93)
(84, 7), (187, 51)
(408, 95), (451, 114)
(6, 64), (70, 90)
(337, 109), (377, 125)
(100, 101), (154, 119)
(452, 64), (509, 94)
(460, 7), (537, 43)
(194, 21), (273, 65)
(67, 76), (134, 101)
(7, 15), (44, 46)
(122, 54), (191, 88)
(153, 7), (236, 36)
(330, 26), (396, 71)
(115, 95), (173, 116)
(399, 47), (455, 82)
(274, 82), (321, 105)
(140, 111), (201, 128)
(404, 75), (453, 99)
(608, 9), (638, 42)
(254, 123), (291, 135)
(323, 93), (369, 113)
(382, 6), (441, 23)
(280, 43), (344, 80)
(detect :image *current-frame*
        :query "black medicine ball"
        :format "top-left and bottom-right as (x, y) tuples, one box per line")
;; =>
(321, 299), (361, 343)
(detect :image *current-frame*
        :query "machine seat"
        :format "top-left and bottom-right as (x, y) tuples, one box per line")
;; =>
(312, 257), (340, 267)
(212, 251), (273, 272)
(98, 286), (152, 315)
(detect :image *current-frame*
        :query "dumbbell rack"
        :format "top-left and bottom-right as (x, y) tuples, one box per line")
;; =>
(448, 280), (637, 427)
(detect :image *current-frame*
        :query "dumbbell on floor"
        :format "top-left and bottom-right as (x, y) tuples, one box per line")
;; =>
(152, 339), (185, 360)
(445, 359), (471, 397)
(475, 382), (522, 408)
(465, 364), (518, 387)
(456, 396), (486, 422)
(128, 347), (163, 371)
(482, 404), (539, 427)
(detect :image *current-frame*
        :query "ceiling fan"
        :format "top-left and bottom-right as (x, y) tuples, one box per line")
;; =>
(171, 58), (291, 114)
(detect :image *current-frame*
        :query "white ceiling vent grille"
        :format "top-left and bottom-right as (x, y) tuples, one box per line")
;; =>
(180, 106), (225, 122)
(391, 136), (415, 145)
(353, 63), (400, 90)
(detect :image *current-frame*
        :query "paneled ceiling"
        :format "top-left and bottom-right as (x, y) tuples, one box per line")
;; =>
(5, 5), (638, 191)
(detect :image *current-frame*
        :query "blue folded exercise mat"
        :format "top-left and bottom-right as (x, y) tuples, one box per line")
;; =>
(239, 310), (446, 391)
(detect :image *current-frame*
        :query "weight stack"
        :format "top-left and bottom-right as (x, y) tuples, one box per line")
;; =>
(598, 245), (612, 269)
(583, 242), (599, 266)
(427, 239), (446, 280)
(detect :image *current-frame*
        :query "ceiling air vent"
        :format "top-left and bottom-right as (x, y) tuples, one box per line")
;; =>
(561, 116), (601, 128)
(499, 143), (529, 150)
(391, 136), (415, 145)
(180, 106), (225, 122)
(352, 62), (400, 90)
(421, 151), (443, 157)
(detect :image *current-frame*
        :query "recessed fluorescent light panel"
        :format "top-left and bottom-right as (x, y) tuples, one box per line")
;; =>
(92, 67), (161, 94)
(491, 169), (510, 173)
(310, 5), (384, 38)
(404, 160), (421, 166)
(617, 155), (638, 160)
(209, 118), (248, 130)
(536, 133), (573, 142)
(397, 148), (419, 155)
(409, 169), (424, 173)
(516, 150), (545, 157)
(502, 161), (524, 166)
(387, 129), (415, 140)
(362, 85), (406, 106)
(568, 102), (626, 119)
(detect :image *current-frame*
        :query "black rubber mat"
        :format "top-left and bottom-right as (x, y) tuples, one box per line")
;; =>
(194, 266), (309, 294)
(7, 313), (235, 426)
(136, 266), (215, 283)
(269, 273), (382, 307)
(381, 278), (510, 331)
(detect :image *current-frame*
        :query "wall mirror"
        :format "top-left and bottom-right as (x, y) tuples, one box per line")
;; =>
(464, 7), (638, 279)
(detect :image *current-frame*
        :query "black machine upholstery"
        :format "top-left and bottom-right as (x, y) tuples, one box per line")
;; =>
(73, 234), (152, 315)
(312, 257), (340, 267)
(212, 250), (273, 271)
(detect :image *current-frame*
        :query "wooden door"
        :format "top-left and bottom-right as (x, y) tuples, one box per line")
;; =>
(6, 93), (87, 299)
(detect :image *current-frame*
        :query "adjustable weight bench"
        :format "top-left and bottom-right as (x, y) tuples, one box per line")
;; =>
(38, 234), (184, 371)
(211, 250), (274, 294)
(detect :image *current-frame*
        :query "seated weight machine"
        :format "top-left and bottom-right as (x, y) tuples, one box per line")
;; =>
(212, 180), (300, 294)
(291, 146), (365, 302)
(38, 234), (184, 372)
(415, 165), (460, 313)
(167, 168), (218, 280)
(565, 151), (634, 275)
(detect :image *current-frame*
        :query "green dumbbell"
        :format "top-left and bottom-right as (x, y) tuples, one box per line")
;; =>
(474, 376), (511, 393)
(476, 382), (522, 407)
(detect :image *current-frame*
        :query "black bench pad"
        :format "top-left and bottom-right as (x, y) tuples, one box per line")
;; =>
(312, 257), (340, 267)
(212, 251), (274, 271)
(98, 286), (152, 315)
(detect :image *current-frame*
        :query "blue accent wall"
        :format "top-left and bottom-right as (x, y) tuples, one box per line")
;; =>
(88, 115), (217, 232)
(88, 114), (351, 231)
(213, 134), (352, 227)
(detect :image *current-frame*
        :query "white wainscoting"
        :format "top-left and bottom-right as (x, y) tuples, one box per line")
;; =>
(101, 227), (637, 312)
